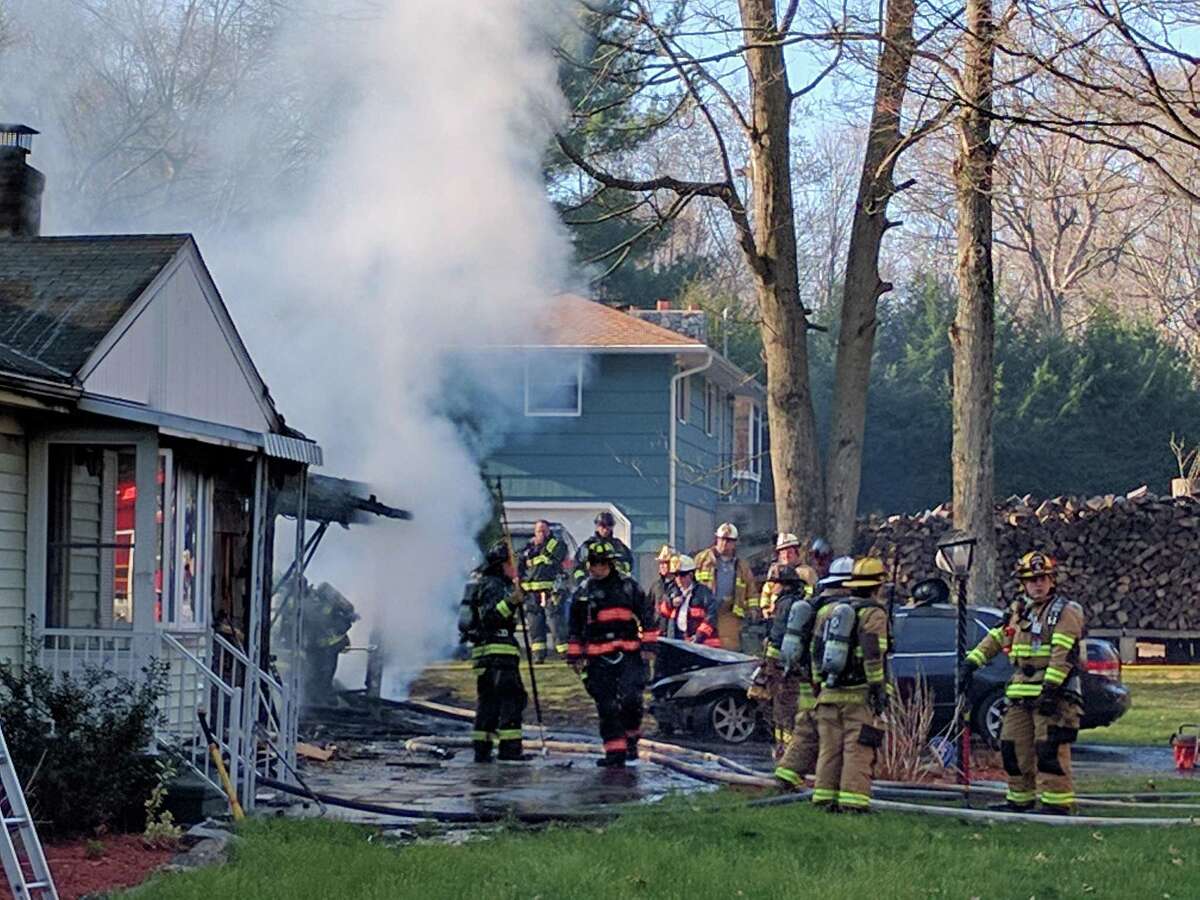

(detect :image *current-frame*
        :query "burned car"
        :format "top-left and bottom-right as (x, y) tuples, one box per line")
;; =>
(649, 638), (765, 744)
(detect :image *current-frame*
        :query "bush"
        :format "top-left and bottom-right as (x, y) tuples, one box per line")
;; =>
(0, 647), (168, 837)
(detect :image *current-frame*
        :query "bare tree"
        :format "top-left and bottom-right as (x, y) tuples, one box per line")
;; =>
(952, 0), (998, 602)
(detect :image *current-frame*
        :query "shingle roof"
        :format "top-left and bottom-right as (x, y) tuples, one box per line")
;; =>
(0, 234), (189, 382)
(537, 294), (706, 348)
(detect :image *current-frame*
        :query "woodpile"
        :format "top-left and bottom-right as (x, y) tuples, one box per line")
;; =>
(854, 486), (1200, 631)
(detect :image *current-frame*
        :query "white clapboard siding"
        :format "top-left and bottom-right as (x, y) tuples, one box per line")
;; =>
(67, 465), (103, 627)
(0, 432), (26, 664)
(82, 252), (273, 434)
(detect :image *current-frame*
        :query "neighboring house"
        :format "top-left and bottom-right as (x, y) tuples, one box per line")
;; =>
(0, 125), (350, 811)
(484, 295), (770, 577)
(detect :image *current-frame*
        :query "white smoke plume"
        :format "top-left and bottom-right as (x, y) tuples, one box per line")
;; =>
(2, 0), (573, 695)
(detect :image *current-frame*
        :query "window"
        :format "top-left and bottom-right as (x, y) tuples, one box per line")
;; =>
(46, 445), (137, 628)
(525, 354), (582, 416)
(162, 456), (213, 629)
(750, 402), (763, 479)
(675, 374), (691, 423)
(704, 382), (719, 436)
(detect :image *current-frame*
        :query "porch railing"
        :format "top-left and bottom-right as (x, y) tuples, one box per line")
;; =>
(159, 632), (247, 810)
(39, 628), (141, 681)
(212, 632), (296, 784)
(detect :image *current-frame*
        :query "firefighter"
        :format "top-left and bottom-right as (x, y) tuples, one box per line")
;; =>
(693, 523), (758, 653)
(646, 544), (679, 622)
(809, 557), (889, 812)
(567, 541), (659, 767)
(757, 533), (816, 620)
(909, 577), (950, 608)
(658, 554), (719, 645)
(960, 551), (1085, 814)
(755, 565), (808, 758)
(573, 511), (634, 583)
(773, 556), (854, 790)
(809, 537), (833, 582)
(518, 519), (569, 662)
(458, 542), (528, 763)
(301, 582), (359, 703)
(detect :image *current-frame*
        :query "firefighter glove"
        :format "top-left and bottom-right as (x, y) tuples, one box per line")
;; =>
(957, 660), (977, 689)
(867, 683), (887, 716)
(1037, 686), (1060, 717)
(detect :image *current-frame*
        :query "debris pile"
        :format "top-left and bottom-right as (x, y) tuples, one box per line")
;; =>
(855, 487), (1200, 630)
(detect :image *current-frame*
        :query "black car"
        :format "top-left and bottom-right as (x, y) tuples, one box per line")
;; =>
(649, 603), (1131, 746)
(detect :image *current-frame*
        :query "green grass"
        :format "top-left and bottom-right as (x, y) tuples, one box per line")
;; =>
(1079, 666), (1200, 747)
(1076, 774), (1199, 794)
(127, 795), (1200, 900)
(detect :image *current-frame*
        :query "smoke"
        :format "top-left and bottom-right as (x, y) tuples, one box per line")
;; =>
(1, 0), (574, 695)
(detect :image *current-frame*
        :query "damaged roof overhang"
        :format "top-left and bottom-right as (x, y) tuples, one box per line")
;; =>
(276, 473), (412, 526)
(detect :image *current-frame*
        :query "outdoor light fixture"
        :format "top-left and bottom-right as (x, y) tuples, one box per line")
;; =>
(937, 530), (979, 797)
(935, 532), (977, 577)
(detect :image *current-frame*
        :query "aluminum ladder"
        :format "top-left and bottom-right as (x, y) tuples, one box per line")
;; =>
(0, 723), (57, 899)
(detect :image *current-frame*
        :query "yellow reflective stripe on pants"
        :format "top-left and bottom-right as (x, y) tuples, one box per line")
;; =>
(1040, 791), (1075, 806)
(470, 731), (494, 743)
(530, 641), (547, 651)
(1007, 789), (1036, 804)
(473, 644), (520, 658)
(837, 791), (870, 808)
(496, 729), (523, 741)
(774, 767), (801, 786)
(811, 788), (837, 804)
(555, 643), (569, 654)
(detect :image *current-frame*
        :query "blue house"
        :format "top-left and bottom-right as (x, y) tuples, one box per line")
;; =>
(484, 296), (771, 577)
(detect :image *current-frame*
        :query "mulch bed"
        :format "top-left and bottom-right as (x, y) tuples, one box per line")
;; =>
(1, 834), (176, 900)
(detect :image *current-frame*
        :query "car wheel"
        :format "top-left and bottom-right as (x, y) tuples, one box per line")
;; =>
(705, 692), (757, 744)
(972, 689), (1008, 749)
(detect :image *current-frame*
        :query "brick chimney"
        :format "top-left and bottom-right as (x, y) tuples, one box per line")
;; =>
(631, 297), (708, 344)
(0, 124), (44, 237)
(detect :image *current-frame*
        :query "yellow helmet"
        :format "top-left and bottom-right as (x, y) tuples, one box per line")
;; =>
(668, 554), (682, 574)
(1015, 551), (1057, 580)
(843, 556), (887, 588)
(656, 544), (675, 563)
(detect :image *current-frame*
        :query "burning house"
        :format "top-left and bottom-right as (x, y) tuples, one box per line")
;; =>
(0, 125), (402, 811)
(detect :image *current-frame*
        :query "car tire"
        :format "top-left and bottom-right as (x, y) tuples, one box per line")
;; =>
(972, 688), (1008, 749)
(703, 692), (758, 744)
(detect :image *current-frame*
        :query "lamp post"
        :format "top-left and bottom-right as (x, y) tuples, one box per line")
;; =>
(936, 531), (978, 795)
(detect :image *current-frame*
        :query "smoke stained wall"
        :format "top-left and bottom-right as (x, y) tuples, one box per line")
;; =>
(0, 0), (574, 695)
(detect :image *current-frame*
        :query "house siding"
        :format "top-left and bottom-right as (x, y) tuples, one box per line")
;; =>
(490, 353), (674, 573)
(0, 422), (26, 665)
(675, 373), (722, 554)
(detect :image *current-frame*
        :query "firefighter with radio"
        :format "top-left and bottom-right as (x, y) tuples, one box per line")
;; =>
(518, 519), (569, 662)
(567, 541), (659, 767)
(809, 557), (889, 812)
(960, 551), (1085, 814)
(458, 542), (527, 763)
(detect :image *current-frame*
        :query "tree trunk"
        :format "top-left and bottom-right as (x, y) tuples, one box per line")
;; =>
(824, 0), (917, 554)
(951, 0), (998, 603)
(738, 0), (825, 538)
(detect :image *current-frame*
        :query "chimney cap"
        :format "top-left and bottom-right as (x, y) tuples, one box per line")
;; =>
(0, 124), (38, 155)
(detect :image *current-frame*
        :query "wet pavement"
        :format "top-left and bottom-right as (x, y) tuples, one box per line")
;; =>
(1074, 743), (1196, 778)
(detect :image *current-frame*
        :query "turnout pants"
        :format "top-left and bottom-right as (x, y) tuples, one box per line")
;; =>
(1000, 697), (1081, 810)
(525, 591), (565, 660)
(813, 702), (885, 810)
(585, 653), (645, 763)
(774, 707), (819, 789)
(472, 663), (527, 761)
(767, 668), (801, 752)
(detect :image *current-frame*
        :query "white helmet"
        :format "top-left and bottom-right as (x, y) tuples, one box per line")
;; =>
(819, 555), (855, 587)
(715, 522), (739, 540)
(676, 554), (697, 573)
(775, 532), (800, 552)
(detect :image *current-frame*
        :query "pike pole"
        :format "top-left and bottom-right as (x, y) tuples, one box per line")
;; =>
(492, 477), (549, 756)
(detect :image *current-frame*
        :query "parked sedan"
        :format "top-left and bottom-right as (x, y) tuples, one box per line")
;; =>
(649, 603), (1131, 746)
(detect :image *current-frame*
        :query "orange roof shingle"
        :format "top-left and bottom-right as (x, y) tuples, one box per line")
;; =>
(525, 294), (705, 348)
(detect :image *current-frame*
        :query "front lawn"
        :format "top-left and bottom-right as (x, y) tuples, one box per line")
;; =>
(128, 792), (1200, 900)
(1079, 666), (1200, 747)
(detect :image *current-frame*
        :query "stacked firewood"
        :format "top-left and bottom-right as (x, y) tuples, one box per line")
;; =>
(854, 486), (1200, 630)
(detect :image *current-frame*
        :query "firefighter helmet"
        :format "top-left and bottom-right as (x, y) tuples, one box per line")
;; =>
(810, 537), (832, 558)
(668, 553), (682, 573)
(675, 554), (697, 574)
(775, 532), (801, 552)
(819, 555), (855, 587)
(715, 522), (739, 540)
(1015, 551), (1057, 580)
(911, 577), (950, 606)
(656, 544), (675, 563)
(587, 541), (616, 564)
(843, 556), (887, 588)
(484, 542), (511, 568)
(594, 511), (616, 527)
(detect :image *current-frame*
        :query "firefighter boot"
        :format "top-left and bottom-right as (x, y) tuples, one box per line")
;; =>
(473, 737), (493, 763)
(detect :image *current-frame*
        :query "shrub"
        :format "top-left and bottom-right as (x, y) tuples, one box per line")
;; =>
(0, 647), (168, 837)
